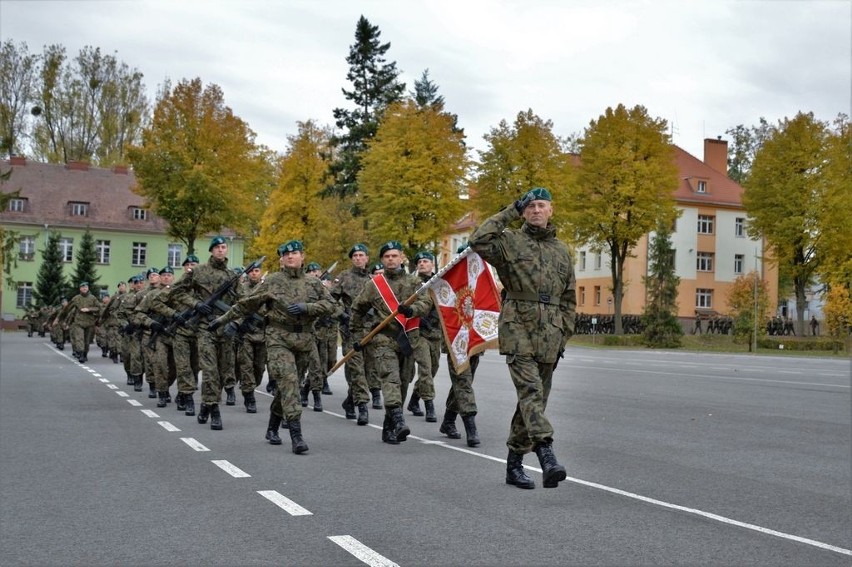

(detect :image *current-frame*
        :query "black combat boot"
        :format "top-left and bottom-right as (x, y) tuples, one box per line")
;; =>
(244, 392), (257, 413)
(370, 388), (382, 409)
(111, 350), (119, 364)
(287, 420), (309, 454)
(148, 382), (157, 398)
(312, 390), (323, 412)
(266, 414), (282, 445)
(382, 411), (397, 444)
(225, 387), (236, 406)
(440, 410), (461, 439)
(184, 394), (195, 416)
(197, 403), (210, 424)
(424, 399), (437, 423)
(407, 391), (424, 416)
(266, 379), (276, 394)
(133, 375), (144, 392)
(461, 414), (480, 447)
(534, 442), (567, 488)
(175, 392), (186, 411)
(101, 347), (109, 358)
(341, 393), (356, 419)
(390, 407), (410, 443)
(299, 382), (310, 407)
(322, 378), (333, 395)
(356, 403), (369, 426)
(209, 404), (223, 430)
(79, 352), (88, 363)
(157, 391), (168, 408)
(126, 374), (134, 386)
(506, 450), (535, 489)
(165, 392), (171, 403)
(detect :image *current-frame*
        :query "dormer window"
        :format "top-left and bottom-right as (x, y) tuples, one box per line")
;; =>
(131, 207), (148, 220)
(696, 180), (707, 193)
(70, 202), (89, 216)
(7, 197), (27, 212)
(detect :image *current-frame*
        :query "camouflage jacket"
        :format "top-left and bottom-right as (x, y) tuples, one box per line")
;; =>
(417, 272), (443, 341)
(330, 266), (371, 339)
(350, 268), (432, 348)
(168, 256), (237, 329)
(469, 204), (576, 362)
(114, 289), (139, 330)
(98, 291), (126, 327)
(66, 293), (102, 328)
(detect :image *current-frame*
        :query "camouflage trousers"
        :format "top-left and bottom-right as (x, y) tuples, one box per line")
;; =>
(302, 341), (324, 392)
(364, 345), (381, 391)
(317, 335), (337, 376)
(342, 335), (370, 405)
(445, 352), (480, 417)
(172, 332), (199, 395)
(141, 331), (156, 386)
(122, 331), (144, 377)
(236, 338), (266, 394)
(70, 324), (95, 356)
(368, 336), (415, 410)
(151, 337), (177, 393)
(266, 326), (317, 422)
(506, 353), (555, 455)
(105, 325), (122, 355)
(411, 335), (440, 401)
(197, 329), (235, 405)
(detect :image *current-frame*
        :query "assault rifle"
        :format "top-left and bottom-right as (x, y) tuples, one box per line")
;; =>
(319, 261), (338, 282)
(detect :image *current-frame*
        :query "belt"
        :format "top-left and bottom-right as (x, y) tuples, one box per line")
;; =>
(503, 291), (560, 306)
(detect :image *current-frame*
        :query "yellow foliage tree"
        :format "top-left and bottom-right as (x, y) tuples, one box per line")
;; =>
(823, 286), (852, 350)
(727, 270), (771, 350)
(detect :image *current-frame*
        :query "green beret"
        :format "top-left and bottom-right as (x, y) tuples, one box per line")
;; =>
(79, 281), (89, 287)
(159, 266), (174, 275)
(414, 251), (435, 263)
(305, 262), (321, 272)
(182, 254), (200, 265)
(348, 243), (369, 258)
(370, 263), (385, 274)
(379, 240), (403, 258)
(146, 267), (159, 277)
(208, 235), (227, 251)
(277, 240), (304, 255)
(128, 275), (140, 284)
(118, 281), (127, 286)
(523, 187), (552, 201)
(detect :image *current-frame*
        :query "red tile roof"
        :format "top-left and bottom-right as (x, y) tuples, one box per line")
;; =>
(672, 145), (744, 208)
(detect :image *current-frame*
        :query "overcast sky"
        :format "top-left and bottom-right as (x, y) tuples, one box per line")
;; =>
(1, 0), (849, 161)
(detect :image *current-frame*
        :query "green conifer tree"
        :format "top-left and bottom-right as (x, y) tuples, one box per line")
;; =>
(642, 221), (683, 348)
(33, 231), (67, 306)
(69, 228), (101, 297)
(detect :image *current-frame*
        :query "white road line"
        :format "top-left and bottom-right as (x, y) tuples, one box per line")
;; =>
(257, 490), (313, 516)
(92, 373), (101, 377)
(86, 368), (97, 373)
(127, 400), (142, 407)
(180, 438), (210, 452)
(106, 384), (118, 390)
(157, 421), (180, 432)
(141, 409), (159, 418)
(115, 391), (129, 397)
(777, 370), (802, 374)
(328, 535), (398, 567)
(212, 460), (251, 478)
(98, 378), (109, 383)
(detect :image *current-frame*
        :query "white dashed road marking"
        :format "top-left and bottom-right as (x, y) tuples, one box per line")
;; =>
(157, 421), (180, 432)
(328, 535), (399, 567)
(127, 400), (142, 407)
(212, 460), (251, 478)
(180, 438), (210, 452)
(115, 391), (129, 397)
(257, 490), (313, 516)
(106, 384), (118, 390)
(141, 410), (159, 418)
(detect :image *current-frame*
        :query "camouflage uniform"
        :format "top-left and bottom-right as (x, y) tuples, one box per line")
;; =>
(24, 305), (39, 337)
(131, 276), (162, 397)
(407, 270), (442, 419)
(330, 266), (373, 409)
(65, 290), (102, 361)
(235, 276), (267, 407)
(115, 280), (144, 384)
(135, 283), (176, 405)
(470, 195), (576, 488)
(98, 286), (126, 363)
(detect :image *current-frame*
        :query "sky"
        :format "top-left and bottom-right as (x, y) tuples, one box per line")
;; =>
(1, 0), (850, 161)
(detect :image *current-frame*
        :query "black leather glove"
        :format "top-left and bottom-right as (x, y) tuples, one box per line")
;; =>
(173, 311), (188, 326)
(287, 303), (307, 316)
(352, 341), (364, 352)
(514, 191), (534, 214)
(338, 312), (350, 325)
(207, 317), (225, 332)
(195, 301), (213, 316)
(150, 321), (165, 333)
(397, 304), (414, 318)
(223, 321), (239, 338)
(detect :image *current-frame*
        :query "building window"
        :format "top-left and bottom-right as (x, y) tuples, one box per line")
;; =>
(696, 252), (714, 272)
(131, 242), (147, 266)
(696, 180), (707, 193)
(697, 215), (715, 234)
(734, 254), (744, 274)
(59, 237), (73, 262)
(594, 252), (602, 270)
(96, 240), (111, 264)
(18, 236), (36, 261)
(70, 202), (89, 216)
(735, 217), (746, 238)
(168, 244), (182, 268)
(579, 286), (585, 305)
(594, 286), (601, 306)
(696, 288), (713, 309)
(131, 207), (148, 220)
(16, 282), (33, 309)
(7, 197), (26, 212)
(579, 251), (586, 271)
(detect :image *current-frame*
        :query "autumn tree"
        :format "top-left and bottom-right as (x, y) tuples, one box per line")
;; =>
(0, 40), (39, 158)
(0, 166), (21, 288)
(474, 109), (573, 226)
(127, 78), (272, 255)
(815, 114), (852, 288)
(69, 228), (101, 297)
(30, 44), (148, 166)
(325, 15), (406, 200)
(252, 120), (365, 273)
(33, 232), (67, 306)
(724, 118), (771, 184)
(822, 286), (851, 352)
(742, 112), (840, 335)
(358, 99), (469, 259)
(642, 221), (682, 348)
(727, 271), (771, 351)
(568, 104), (679, 334)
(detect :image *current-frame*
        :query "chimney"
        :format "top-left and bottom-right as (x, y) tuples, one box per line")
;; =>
(9, 155), (26, 166)
(65, 160), (90, 171)
(703, 137), (728, 175)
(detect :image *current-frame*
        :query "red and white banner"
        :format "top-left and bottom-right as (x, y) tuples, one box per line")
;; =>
(429, 248), (500, 372)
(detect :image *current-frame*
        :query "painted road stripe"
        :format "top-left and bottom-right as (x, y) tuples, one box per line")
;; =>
(257, 490), (313, 516)
(158, 421), (180, 432)
(328, 535), (398, 567)
(141, 409), (159, 418)
(92, 373), (101, 377)
(127, 400), (142, 407)
(180, 438), (210, 452)
(99, 378), (109, 383)
(212, 460), (250, 478)
(106, 384), (119, 390)
(116, 391), (129, 397)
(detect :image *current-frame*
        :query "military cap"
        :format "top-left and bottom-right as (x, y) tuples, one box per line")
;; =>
(146, 267), (159, 277)
(159, 266), (174, 275)
(305, 262), (321, 272)
(523, 187), (552, 201)
(208, 235), (227, 251)
(378, 240), (403, 258)
(117, 280), (127, 287)
(79, 281), (89, 287)
(370, 263), (385, 274)
(348, 243), (369, 258)
(277, 240), (304, 255)
(413, 251), (435, 263)
(182, 254), (199, 265)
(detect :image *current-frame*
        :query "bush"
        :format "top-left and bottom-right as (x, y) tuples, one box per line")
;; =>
(756, 337), (846, 352)
(602, 335), (645, 347)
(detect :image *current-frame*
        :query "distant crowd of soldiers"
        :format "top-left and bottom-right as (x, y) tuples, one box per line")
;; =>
(573, 313), (645, 335)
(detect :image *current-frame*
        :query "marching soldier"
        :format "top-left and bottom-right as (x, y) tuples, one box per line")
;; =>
(135, 267), (177, 407)
(406, 251), (442, 423)
(234, 263), (266, 413)
(65, 282), (102, 363)
(116, 276), (145, 387)
(98, 281), (127, 363)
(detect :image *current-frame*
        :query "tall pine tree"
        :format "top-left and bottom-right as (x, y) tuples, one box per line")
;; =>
(324, 15), (405, 199)
(33, 231), (67, 306)
(642, 221), (683, 348)
(69, 228), (101, 297)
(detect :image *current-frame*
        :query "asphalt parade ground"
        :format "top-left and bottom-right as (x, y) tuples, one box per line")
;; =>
(0, 331), (849, 566)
